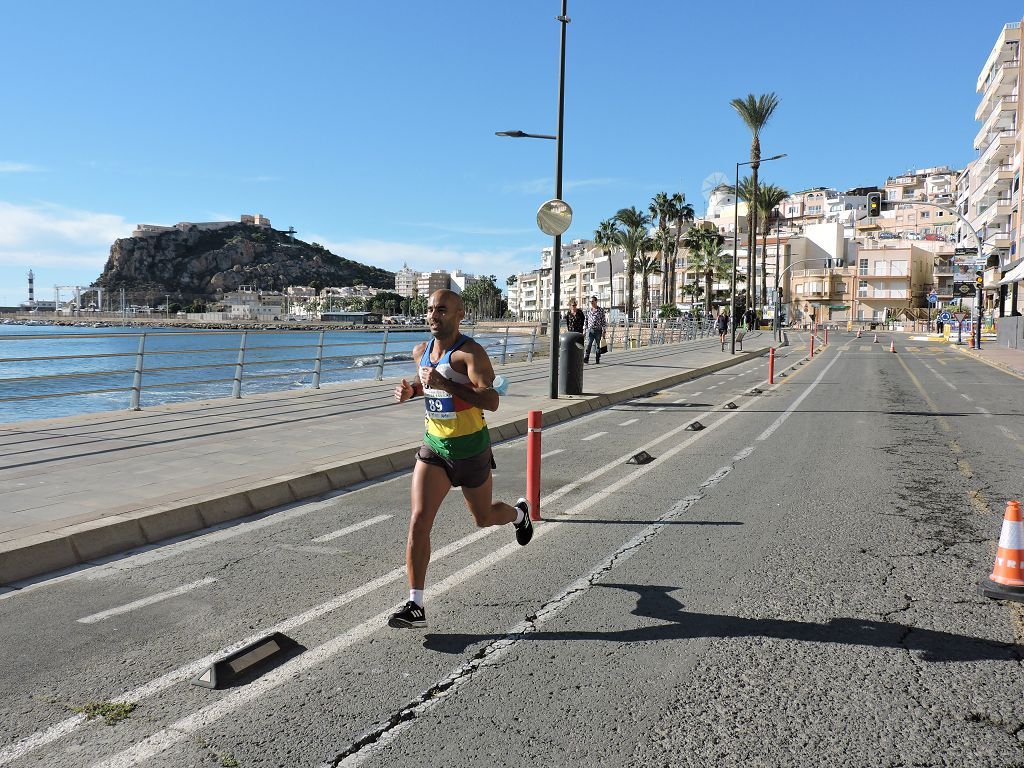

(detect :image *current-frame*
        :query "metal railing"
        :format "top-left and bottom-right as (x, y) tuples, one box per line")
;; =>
(0, 318), (718, 420)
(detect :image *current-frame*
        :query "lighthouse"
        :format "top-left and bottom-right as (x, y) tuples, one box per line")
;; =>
(27, 270), (35, 308)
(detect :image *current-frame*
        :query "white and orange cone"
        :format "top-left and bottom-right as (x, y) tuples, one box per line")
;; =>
(890, 340), (896, 353)
(979, 500), (1024, 602)
(856, 329), (862, 338)
(873, 333), (879, 343)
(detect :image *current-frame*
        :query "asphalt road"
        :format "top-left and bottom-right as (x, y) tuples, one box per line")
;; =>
(2, 333), (1022, 767)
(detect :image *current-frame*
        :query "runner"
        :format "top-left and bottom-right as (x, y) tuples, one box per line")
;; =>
(389, 289), (532, 629)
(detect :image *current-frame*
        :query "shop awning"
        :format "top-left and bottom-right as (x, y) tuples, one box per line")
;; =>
(998, 261), (1024, 285)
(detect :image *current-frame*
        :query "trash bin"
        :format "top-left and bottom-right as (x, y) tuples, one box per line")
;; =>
(559, 332), (584, 395)
(870, 322), (878, 330)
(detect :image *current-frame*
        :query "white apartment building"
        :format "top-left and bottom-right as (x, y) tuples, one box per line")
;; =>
(394, 263), (419, 297)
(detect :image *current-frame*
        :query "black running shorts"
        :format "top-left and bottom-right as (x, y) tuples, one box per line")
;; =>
(415, 445), (496, 488)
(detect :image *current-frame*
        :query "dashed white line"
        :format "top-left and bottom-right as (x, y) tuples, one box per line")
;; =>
(960, 393), (973, 402)
(998, 425), (1019, 442)
(312, 515), (392, 543)
(976, 406), (994, 419)
(650, 407), (666, 414)
(673, 398), (688, 404)
(540, 448), (565, 459)
(581, 432), (607, 442)
(758, 352), (843, 441)
(618, 419), (638, 427)
(76, 577), (218, 624)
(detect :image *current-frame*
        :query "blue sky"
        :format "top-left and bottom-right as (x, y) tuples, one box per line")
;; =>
(0, 0), (1021, 305)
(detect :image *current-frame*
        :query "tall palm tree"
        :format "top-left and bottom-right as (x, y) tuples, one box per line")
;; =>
(682, 225), (726, 319)
(756, 184), (789, 307)
(635, 252), (661, 320)
(649, 192), (681, 305)
(734, 175), (757, 306)
(669, 195), (695, 304)
(593, 218), (620, 310)
(652, 228), (675, 312)
(613, 206), (652, 319)
(730, 92), (780, 312)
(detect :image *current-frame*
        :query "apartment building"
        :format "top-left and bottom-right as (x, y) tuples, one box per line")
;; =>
(416, 270), (450, 297)
(851, 243), (941, 323)
(394, 263), (419, 298)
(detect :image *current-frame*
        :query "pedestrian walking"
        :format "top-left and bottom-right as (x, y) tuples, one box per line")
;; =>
(564, 298), (585, 333)
(583, 295), (606, 364)
(715, 310), (729, 351)
(390, 289), (532, 629)
(744, 308), (757, 331)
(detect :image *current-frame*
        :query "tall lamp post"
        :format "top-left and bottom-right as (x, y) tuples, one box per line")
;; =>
(731, 153), (785, 353)
(496, 1), (570, 399)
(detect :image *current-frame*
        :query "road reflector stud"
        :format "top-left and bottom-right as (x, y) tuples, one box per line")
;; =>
(724, 402), (738, 410)
(626, 450), (654, 465)
(191, 632), (302, 689)
(979, 500), (1024, 603)
(685, 421), (704, 431)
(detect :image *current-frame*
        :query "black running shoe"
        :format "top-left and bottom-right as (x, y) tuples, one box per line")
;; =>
(388, 600), (426, 629)
(514, 498), (533, 546)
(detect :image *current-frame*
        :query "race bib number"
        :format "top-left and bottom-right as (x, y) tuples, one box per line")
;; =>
(424, 389), (456, 420)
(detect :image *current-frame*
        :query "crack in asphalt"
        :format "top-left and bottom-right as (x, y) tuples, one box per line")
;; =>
(322, 460), (748, 767)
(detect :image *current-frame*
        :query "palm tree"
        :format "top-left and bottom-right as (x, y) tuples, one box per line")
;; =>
(652, 228), (675, 311)
(593, 218), (620, 310)
(669, 195), (695, 304)
(730, 92), (780, 312)
(734, 175), (757, 305)
(634, 252), (661, 320)
(682, 225), (726, 319)
(649, 192), (681, 306)
(756, 184), (789, 307)
(613, 206), (652, 319)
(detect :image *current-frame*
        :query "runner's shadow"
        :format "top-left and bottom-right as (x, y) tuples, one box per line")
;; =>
(423, 583), (1020, 663)
(544, 518), (743, 526)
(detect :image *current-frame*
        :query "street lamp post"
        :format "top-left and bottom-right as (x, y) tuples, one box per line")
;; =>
(496, 1), (570, 398)
(731, 153), (785, 354)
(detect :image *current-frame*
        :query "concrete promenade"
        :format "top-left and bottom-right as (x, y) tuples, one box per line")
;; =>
(0, 334), (770, 585)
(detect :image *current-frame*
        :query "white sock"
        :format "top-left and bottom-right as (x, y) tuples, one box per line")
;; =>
(513, 507), (525, 525)
(409, 589), (424, 607)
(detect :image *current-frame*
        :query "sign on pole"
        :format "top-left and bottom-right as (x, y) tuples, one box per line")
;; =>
(952, 311), (968, 324)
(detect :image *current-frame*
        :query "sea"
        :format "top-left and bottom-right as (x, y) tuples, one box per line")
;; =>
(0, 324), (531, 425)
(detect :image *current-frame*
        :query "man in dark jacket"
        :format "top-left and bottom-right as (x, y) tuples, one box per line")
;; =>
(564, 299), (585, 333)
(715, 311), (729, 351)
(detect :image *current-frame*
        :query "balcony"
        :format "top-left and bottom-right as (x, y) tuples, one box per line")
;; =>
(858, 288), (909, 300)
(975, 197), (1013, 229)
(973, 97), (1018, 150)
(975, 129), (1016, 173)
(988, 231), (1013, 249)
(976, 59), (1020, 119)
(970, 162), (1014, 208)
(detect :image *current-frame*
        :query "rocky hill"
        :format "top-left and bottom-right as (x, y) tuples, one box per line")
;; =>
(94, 223), (393, 302)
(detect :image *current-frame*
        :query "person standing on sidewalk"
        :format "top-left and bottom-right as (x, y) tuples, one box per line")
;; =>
(716, 310), (729, 351)
(389, 289), (533, 629)
(564, 298), (585, 333)
(583, 295), (606, 364)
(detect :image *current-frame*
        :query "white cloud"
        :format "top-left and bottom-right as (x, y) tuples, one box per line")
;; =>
(0, 162), (42, 173)
(306, 235), (541, 281)
(0, 201), (132, 269)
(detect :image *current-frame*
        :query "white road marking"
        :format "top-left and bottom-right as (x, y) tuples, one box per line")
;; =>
(618, 418), (638, 427)
(691, 391), (702, 396)
(976, 406), (994, 419)
(998, 425), (1019, 441)
(312, 515), (392, 543)
(960, 393), (973, 402)
(709, 384), (718, 389)
(673, 398), (688, 404)
(650, 407), (666, 414)
(88, 374), (765, 768)
(540, 449), (565, 459)
(76, 577), (218, 625)
(757, 352), (844, 442)
(581, 431), (607, 442)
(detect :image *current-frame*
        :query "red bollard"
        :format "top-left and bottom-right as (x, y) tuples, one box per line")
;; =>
(526, 410), (542, 521)
(810, 335), (815, 358)
(824, 327), (828, 345)
(768, 348), (775, 384)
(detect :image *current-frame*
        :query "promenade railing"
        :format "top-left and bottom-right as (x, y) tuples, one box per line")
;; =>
(0, 318), (709, 418)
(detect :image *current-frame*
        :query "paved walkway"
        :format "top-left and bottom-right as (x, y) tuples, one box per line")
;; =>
(0, 334), (771, 584)
(953, 342), (1024, 378)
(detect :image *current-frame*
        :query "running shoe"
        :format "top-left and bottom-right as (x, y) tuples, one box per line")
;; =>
(388, 600), (427, 629)
(514, 498), (533, 546)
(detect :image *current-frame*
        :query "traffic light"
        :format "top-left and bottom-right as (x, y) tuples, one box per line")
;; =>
(975, 271), (983, 286)
(867, 192), (881, 217)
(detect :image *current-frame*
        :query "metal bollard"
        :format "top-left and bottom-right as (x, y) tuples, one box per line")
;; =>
(375, 327), (389, 381)
(527, 327), (537, 362)
(500, 326), (510, 365)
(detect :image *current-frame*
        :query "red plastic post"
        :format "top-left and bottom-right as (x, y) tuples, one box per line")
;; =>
(526, 410), (542, 521)
(824, 327), (829, 345)
(768, 347), (775, 384)
(810, 335), (815, 358)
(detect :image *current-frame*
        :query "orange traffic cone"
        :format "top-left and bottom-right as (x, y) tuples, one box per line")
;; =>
(890, 340), (896, 353)
(856, 329), (862, 338)
(873, 333), (879, 343)
(980, 501), (1024, 602)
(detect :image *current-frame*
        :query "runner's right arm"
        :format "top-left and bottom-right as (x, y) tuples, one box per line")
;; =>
(394, 342), (427, 402)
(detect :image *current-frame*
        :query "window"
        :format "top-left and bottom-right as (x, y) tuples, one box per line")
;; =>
(874, 261), (888, 276)
(859, 258), (869, 276)
(858, 280), (868, 297)
(891, 260), (908, 276)
(921, 212), (929, 218)
(808, 205), (822, 214)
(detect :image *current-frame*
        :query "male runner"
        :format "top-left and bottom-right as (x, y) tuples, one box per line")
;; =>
(389, 289), (532, 628)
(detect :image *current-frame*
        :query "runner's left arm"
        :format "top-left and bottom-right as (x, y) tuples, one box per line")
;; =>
(420, 344), (499, 411)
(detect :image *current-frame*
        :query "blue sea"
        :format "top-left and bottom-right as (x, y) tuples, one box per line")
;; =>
(0, 324), (534, 424)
